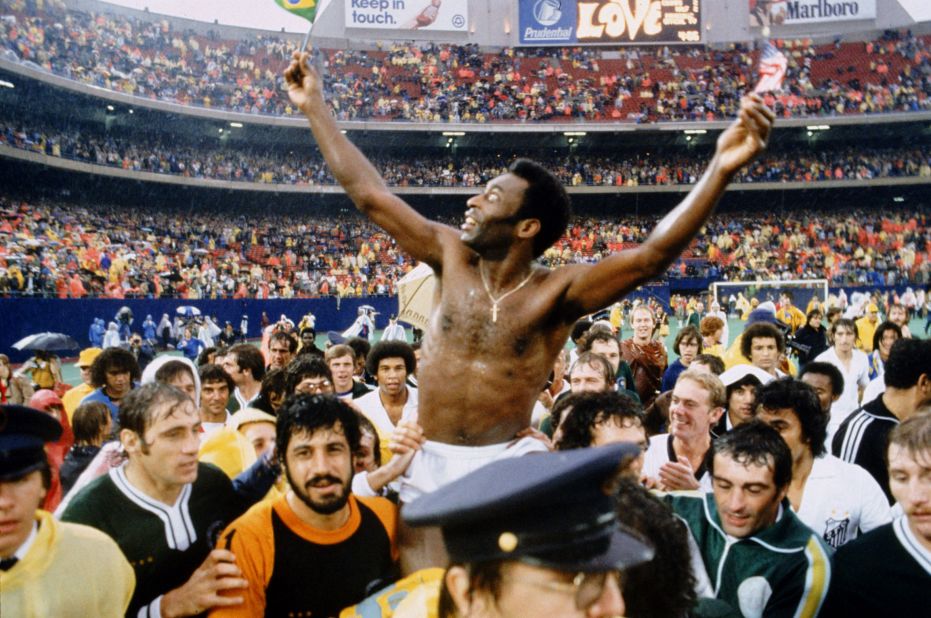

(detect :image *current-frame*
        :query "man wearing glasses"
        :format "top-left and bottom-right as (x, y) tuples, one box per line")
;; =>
(286, 357), (335, 397)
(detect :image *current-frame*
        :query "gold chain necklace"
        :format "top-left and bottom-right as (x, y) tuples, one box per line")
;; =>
(479, 260), (534, 323)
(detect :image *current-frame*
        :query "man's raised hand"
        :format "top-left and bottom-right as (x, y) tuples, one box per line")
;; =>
(284, 51), (323, 114)
(714, 95), (775, 177)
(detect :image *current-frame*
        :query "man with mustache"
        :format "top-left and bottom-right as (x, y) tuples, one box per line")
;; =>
(210, 395), (399, 618)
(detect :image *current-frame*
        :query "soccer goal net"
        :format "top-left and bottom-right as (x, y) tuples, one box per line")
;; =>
(710, 279), (829, 316)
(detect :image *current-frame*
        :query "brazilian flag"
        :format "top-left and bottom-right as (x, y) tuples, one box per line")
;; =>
(273, 0), (319, 23)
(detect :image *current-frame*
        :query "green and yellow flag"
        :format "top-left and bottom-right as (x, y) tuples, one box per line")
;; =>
(273, 0), (320, 23)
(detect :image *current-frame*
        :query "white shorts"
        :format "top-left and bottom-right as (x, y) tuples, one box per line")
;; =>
(399, 437), (549, 504)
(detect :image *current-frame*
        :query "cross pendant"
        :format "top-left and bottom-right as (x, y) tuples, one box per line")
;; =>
(492, 303), (499, 323)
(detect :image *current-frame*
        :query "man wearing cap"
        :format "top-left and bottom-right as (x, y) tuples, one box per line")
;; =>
(61, 347), (102, 421)
(713, 364), (773, 436)
(0, 404), (135, 615)
(343, 443), (653, 617)
(667, 421), (832, 617)
(209, 395), (398, 618)
(642, 370), (725, 491)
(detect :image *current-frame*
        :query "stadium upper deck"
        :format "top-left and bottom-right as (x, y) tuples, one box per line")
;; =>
(2, 0), (930, 129)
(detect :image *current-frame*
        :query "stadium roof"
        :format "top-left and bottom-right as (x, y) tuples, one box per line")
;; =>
(102, 0), (317, 33)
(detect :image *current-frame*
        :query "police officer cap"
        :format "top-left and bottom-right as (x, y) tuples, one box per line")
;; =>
(0, 404), (62, 481)
(403, 444), (654, 571)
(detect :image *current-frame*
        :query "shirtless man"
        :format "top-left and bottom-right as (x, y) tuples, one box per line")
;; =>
(285, 54), (773, 488)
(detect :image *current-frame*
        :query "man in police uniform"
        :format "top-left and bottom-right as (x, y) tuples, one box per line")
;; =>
(343, 444), (654, 617)
(0, 404), (135, 616)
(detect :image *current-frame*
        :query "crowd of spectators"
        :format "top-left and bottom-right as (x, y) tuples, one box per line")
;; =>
(1, 197), (928, 299)
(0, 197), (411, 299)
(3, 117), (930, 187)
(550, 210), (931, 288)
(2, 0), (930, 123)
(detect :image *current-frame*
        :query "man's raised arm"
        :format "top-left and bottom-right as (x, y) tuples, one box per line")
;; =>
(284, 52), (450, 266)
(562, 95), (775, 316)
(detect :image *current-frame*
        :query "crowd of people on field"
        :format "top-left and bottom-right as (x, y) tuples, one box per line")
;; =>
(2, 0), (930, 122)
(3, 286), (930, 616)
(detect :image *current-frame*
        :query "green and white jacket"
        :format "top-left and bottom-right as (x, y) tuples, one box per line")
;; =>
(667, 492), (832, 618)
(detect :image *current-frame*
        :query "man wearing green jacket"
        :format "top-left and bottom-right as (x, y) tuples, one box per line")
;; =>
(667, 421), (832, 617)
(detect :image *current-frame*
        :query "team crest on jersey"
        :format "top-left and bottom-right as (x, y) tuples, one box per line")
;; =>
(823, 516), (851, 548)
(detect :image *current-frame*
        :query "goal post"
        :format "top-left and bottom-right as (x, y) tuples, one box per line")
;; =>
(710, 279), (829, 316)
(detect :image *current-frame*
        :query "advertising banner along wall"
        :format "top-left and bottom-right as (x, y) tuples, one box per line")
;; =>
(749, 0), (876, 27)
(345, 0), (468, 31)
(519, 0), (702, 46)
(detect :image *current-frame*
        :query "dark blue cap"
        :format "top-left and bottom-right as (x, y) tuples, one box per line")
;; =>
(403, 444), (654, 571)
(0, 404), (62, 481)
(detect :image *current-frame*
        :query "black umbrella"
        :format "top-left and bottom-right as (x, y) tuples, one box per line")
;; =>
(12, 332), (80, 352)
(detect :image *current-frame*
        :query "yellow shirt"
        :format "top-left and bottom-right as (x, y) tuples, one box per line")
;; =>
(776, 305), (806, 334)
(0, 511), (135, 617)
(855, 317), (878, 352)
(61, 383), (95, 421)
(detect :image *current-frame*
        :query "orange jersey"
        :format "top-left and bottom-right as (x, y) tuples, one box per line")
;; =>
(212, 493), (398, 618)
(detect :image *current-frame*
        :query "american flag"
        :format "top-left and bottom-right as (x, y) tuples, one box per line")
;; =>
(753, 40), (787, 94)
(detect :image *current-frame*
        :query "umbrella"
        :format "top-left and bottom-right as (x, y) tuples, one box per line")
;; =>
(396, 263), (436, 330)
(176, 306), (201, 317)
(13, 332), (80, 351)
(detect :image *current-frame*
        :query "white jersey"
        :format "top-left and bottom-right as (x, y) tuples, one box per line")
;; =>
(642, 433), (712, 491)
(862, 375), (886, 406)
(795, 454), (892, 549)
(353, 387), (419, 437)
(814, 347), (871, 439)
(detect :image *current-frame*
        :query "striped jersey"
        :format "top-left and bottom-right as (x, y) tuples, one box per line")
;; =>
(831, 395), (899, 504)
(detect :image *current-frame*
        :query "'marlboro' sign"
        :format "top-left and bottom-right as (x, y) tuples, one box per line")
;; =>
(753, 0), (876, 26)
